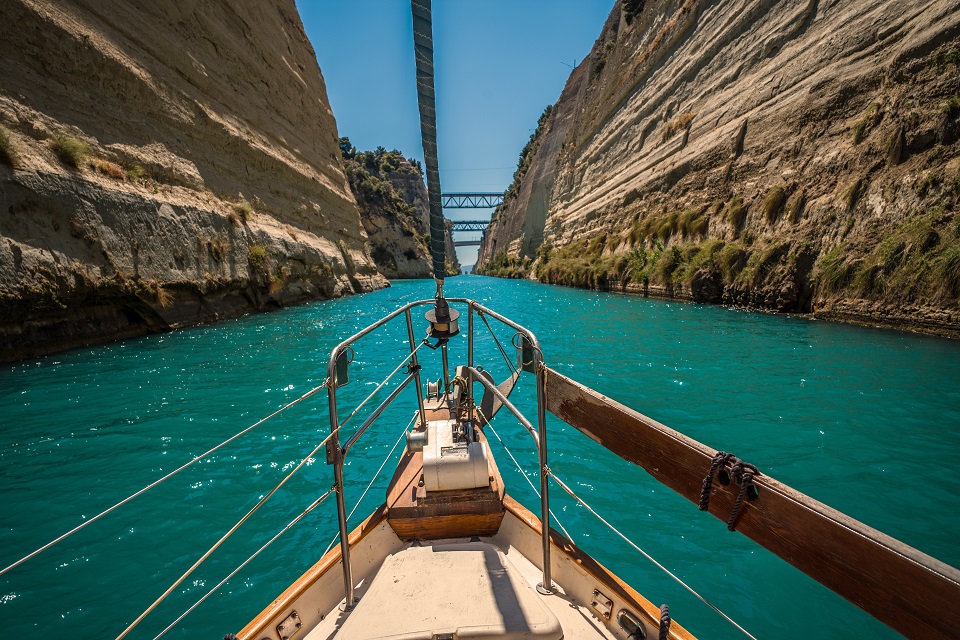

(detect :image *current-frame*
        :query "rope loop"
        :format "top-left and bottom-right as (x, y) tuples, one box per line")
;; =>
(727, 466), (759, 531)
(658, 604), (671, 640)
(699, 451), (734, 511)
(700, 451), (761, 530)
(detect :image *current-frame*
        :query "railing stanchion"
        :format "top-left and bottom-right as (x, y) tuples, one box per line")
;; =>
(468, 304), (475, 428)
(327, 348), (355, 610)
(535, 351), (554, 594)
(441, 343), (452, 400)
(405, 309), (427, 429)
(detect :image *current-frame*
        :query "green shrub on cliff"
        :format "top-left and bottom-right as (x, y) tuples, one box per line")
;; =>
(941, 96), (960, 117)
(52, 135), (90, 169)
(726, 196), (746, 231)
(248, 244), (269, 273)
(478, 250), (530, 278)
(814, 205), (960, 302)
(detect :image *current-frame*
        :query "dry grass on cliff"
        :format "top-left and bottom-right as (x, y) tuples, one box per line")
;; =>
(726, 196), (747, 231)
(661, 112), (695, 142)
(0, 125), (18, 168)
(232, 199), (254, 224)
(761, 185), (787, 223)
(52, 136), (90, 169)
(852, 102), (883, 144)
(137, 280), (173, 308)
(93, 159), (125, 180)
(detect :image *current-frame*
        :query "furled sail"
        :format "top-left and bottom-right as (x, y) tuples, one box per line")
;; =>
(411, 0), (447, 282)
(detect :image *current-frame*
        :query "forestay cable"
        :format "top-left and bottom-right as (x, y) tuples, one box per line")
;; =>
(152, 488), (336, 640)
(548, 469), (758, 640)
(0, 379), (329, 578)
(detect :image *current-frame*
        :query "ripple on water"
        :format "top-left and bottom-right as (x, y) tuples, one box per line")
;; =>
(0, 276), (958, 640)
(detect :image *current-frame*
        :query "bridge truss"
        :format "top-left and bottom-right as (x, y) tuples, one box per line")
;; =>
(441, 193), (504, 209)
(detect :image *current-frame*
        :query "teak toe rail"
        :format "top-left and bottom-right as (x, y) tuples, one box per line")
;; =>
(544, 368), (960, 640)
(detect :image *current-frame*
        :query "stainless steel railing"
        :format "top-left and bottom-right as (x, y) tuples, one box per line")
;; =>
(324, 299), (553, 608)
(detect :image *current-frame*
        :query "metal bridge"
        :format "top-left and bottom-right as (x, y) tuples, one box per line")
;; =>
(441, 193), (504, 209)
(449, 220), (490, 247)
(442, 193), (499, 247)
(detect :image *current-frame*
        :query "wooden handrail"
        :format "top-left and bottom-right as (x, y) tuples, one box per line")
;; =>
(544, 367), (960, 640)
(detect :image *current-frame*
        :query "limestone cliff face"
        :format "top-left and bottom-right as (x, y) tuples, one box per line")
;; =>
(0, 0), (387, 361)
(343, 145), (460, 280)
(477, 0), (960, 337)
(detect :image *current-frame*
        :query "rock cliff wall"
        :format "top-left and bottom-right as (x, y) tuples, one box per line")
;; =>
(0, 0), (387, 361)
(477, 0), (960, 337)
(341, 143), (460, 279)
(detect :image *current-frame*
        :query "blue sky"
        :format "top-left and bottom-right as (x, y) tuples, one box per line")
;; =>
(298, 0), (612, 266)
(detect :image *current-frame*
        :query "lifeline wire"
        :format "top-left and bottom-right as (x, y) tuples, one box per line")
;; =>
(322, 415), (414, 557)
(0, 378), (330, 578)
(478, 311), (518, 377)
(481, 410), (572, 541)
(336, 340), (426, 430)
(548, 470), (759, 640)
(116, 425), (342, 640)
(118, 351), (419, 639)
(152, 488), (336, 640)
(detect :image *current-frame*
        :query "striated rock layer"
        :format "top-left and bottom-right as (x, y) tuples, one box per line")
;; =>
(0, 0), (387, 362)
(477, 0), (960, 337)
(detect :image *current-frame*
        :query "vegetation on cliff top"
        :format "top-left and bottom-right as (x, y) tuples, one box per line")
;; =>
(340, 137), (424, 235)
(481, 172), (960, 313)
(340, 138), (457, 278)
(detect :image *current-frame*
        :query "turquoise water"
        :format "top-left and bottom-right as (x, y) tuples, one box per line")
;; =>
(1, 275), (959, 639)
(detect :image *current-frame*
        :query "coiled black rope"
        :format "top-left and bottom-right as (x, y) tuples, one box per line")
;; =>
(727, 460), (759, 531)
(699, 451), (761, 530)
(699, 451), (734, 511)
(658, 604), (671, 640)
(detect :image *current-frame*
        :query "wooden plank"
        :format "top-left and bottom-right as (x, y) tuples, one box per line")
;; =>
(544, 367), (960, 640)
(503, 495), (695, 640)
(388, 512), (505, 540)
